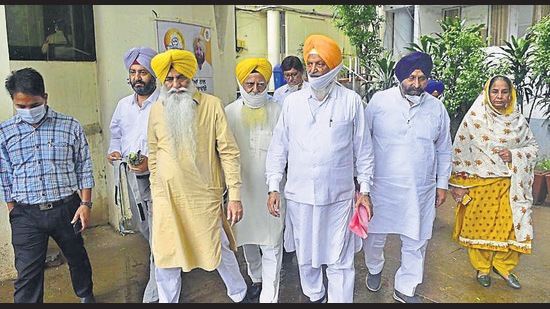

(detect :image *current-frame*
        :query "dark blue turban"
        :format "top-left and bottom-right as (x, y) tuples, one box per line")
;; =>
(395, 52), (433, 82)
(425, 80), (444, 95)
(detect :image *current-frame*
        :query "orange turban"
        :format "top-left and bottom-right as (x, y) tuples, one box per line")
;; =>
(151, 49), (198, 84)
(235, 58), (273, 85)
(302, 34), (342, 70)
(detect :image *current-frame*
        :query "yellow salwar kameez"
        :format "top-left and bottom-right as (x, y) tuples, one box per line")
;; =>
(449, 76), (538, 278)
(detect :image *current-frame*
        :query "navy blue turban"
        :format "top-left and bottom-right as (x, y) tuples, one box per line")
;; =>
(425, 80), (444, 95)
(395, 52), (433, 82)
(123, 46), (158, 79)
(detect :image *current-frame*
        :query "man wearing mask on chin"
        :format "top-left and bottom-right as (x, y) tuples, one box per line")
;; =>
(272, 55), (308, 105)
(225, 58), (285, 303)
(362, 52), (452, 303)
(0, 67), (96, 303)
(265, 34), (374, 303)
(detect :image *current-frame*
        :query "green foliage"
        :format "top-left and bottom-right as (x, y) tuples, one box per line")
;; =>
(496, 35), (533, 115)
(406, 17), (498, 139)
(363, 50), (398, 102)
(331, 5), (384, 69)
(535, 158), (550, 172)
(528, 16), (550, 126)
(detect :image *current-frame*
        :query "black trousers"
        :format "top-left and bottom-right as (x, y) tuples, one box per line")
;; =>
(9, 194), (94, 303)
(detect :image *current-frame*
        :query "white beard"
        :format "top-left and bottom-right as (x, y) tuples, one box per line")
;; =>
(161, 83), (198, 160)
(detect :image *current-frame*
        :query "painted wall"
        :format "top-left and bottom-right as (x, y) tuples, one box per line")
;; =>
(0, 4), (236, 281)
(236, 5), (353, 67)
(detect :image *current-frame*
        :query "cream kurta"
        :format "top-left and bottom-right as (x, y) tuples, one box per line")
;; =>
(225, 98), (284, 247)
(148, 91), (242, 271)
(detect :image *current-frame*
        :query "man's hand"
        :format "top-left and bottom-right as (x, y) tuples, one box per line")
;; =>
(107, 151), (122, 165)
(355, 193), (373, 221)
(436, 188), (447, 208)
(6, 201), (15, 213)
(226, 200), (243, 226)
(71, 205), (92, 231)
(266, 191), (280, 218)
(129, 155), (148, 173)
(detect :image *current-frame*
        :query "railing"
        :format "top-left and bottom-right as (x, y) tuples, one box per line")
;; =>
(340, 56), (369, 103)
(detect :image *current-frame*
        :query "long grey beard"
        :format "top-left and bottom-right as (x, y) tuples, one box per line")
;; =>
(162, 84), (198, 160)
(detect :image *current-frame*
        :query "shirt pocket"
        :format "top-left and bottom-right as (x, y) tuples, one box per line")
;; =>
(330, 119), (353, 150)
(254, 130), (273, 151)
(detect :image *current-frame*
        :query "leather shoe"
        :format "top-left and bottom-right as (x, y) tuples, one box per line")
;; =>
(476, 271), (491, 287)
(80, 293), (96, 303)
(493, 267), (521, 289)
(246, 282), (262, 300)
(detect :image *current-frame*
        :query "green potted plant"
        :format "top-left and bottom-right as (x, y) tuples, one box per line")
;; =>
(533, 158), (550, 205)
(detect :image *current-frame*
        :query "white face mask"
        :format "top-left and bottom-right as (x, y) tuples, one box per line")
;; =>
(307, 61), (344, 91)
(404, 93), (427, 105)
(16, 104), (47, 124)
(287, 84), (299, 93)
(238, 83), (269, 109)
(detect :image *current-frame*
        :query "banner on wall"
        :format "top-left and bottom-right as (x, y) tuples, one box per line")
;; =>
(156, 20), (214, 94)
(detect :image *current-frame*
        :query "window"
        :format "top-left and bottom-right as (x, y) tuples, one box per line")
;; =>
(5, 5), (96, 61)
(443, 7), (460, 23)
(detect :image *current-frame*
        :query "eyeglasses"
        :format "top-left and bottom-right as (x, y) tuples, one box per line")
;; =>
(284, 72), (301, 79)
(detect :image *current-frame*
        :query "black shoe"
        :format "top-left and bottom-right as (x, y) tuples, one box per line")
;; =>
(80, 293), (96, 303)
(476, 270), (491, 287)
(492, 266), (521, 289)
(366, 271), (382, 292)
(393, 289), (420, 303)
(246, 282), (262, 300)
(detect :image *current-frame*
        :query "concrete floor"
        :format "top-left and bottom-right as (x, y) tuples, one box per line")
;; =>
(1, 194), (549, 303)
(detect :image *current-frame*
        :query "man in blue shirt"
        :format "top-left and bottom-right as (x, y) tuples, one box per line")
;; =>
(0, 67), (95, 303)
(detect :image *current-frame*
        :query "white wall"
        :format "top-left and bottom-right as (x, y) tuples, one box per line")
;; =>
(0, 4), (236, 281)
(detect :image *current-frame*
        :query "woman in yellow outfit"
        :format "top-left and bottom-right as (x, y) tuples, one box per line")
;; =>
(449, 75), (539, 290)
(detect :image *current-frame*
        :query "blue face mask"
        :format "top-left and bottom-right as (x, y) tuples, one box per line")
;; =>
(16, 104), (47, 124)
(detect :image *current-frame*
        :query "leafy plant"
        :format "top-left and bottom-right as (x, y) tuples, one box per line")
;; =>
(528, 15), (550, 128)
(535, 158), (550, 172)
(331, 5), (384, 70)
(495, 35), (533, 116)
(406, 17), (499, 140)
(362, 50), (398, 103)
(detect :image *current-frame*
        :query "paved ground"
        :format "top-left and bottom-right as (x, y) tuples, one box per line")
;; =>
(0, 193), (549, 303)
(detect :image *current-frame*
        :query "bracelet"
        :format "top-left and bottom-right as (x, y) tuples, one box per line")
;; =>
(268, 191), (278, 195)
(80, 201), (93, 209)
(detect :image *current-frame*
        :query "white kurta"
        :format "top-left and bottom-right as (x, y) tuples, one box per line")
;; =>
(265, 84), (374, 265)
(225, 98), (284, 247)
(272, 82), (310, 105)
(365, 87), (452, 241)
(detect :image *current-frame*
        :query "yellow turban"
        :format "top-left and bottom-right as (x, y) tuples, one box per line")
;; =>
(235, 58), (273, 85)
(302, 34), (342, 70)
(151, 49), (198, 84)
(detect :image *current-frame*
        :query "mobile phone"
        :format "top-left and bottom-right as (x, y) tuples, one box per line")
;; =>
(461, 194), (472, 206)
(73, 219), (83, 234)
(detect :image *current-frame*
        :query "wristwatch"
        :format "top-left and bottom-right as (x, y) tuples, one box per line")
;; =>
(80, 201), (93, 209)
